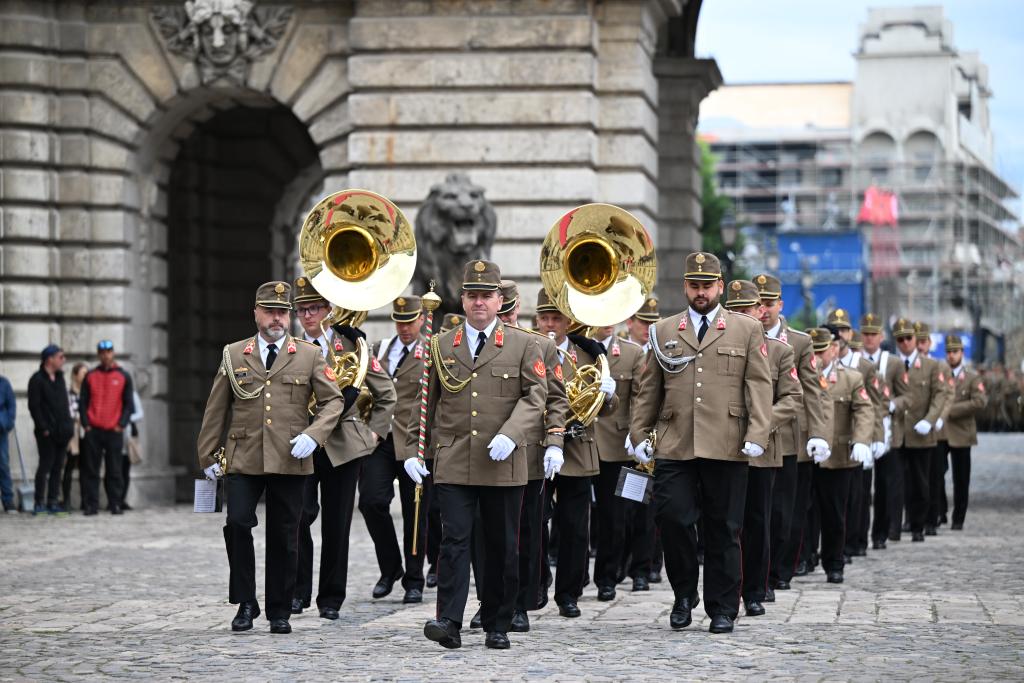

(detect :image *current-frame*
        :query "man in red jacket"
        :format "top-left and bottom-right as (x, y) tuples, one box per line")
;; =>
(79, 340), (134, 515)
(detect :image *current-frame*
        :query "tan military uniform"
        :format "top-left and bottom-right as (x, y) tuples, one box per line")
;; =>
(524, 333), (569, 480)
(558, 340), (618, 477)
(594, 337), (645, 463)
(820, 364), (874, 468)
(945, 368), (987, 448)
(778, 319), (830, 461)
(762, 337), (802, 467)
(885, 352), (946, 449)
(374, 334), (427, 461)
(933, 359), (955, 442)
(843, 352), (885, 444)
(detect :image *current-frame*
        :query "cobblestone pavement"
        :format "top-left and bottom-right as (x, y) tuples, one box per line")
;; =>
(2, 435), (1022, 681)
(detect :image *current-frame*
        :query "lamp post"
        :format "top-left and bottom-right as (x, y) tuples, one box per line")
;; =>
(721, 208), (738, 282)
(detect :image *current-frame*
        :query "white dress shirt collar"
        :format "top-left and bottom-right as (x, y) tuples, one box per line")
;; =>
(303, 327), (332, 358)
(257, 333), (284, 367)
(464, 318), (498, 354)
(900, 349), (919, 366)
(766, 320), (782, 339)
(689, 305), (721, 334)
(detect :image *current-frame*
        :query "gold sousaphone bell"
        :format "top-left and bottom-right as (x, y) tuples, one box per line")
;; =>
(539, 203), (657, 426)
(298, 189), (417, 391)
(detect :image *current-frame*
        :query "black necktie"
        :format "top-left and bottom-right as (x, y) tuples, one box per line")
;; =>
(266, 344), (278, 370)
(394, 345), (410, 376)
(473, 332), (487, 361)
(905, 358), (910, 370)
(697, 316), (709, 343)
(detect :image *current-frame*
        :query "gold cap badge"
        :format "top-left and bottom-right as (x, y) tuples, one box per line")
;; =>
(296, 277), (306, 287)
(474, 261), (486, 272)
(756, 275), (767, 285)
(731, 281), (741, 291)
(836, 309), (845, 319)
(397, 297), (406, 306)
(274, 283), (285, 294)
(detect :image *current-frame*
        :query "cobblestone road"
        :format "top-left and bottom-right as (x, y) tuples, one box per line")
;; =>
(1, 435), (1022, 681)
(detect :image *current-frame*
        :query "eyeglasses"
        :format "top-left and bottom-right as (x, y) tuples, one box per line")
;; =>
(297, 304), (326, 317)
(97, 340), (114, 351)
(895, 335), (914, 343)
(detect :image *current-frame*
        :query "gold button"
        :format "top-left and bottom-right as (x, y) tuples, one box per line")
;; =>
(265, 380), (271, 386)
(472, 410), (478, 417)
(696, 397), (702, 403)
(502, 373), (508, 379)
(696, 382), (702, 388)
(472, 391), (478, 397)
(265, 406), (271, 412)
(697, 367), (703, 373)
(472, 429), (478, 436)
(265, 393), (270, 399)
(266, 418), (272, 424)
(472, 372), (478, 378)
(698, 353), (703, 358)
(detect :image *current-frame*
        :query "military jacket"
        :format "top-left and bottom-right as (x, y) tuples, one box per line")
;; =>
(820, 364), (874, 469)
(196, 335), (343, 475)
(523, 332), (569, 481)
(630, 309), (773, 462)
(885, 353), (946, 448)
(374, 335), (427, 460)
(558, 340), (618, 478)
(778, 319), (830, 462)
(945, 368), (987, 448)
(933, 359), (955, 442)
(759, 337), (802, 468)
(409, 320), (548, 486)
(593, 337), (645, 463)
(843, 352), (885, 444)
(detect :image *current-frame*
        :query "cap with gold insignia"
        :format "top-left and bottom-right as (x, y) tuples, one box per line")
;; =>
(256, 281), (293, 310)
(945, 334), (964, 350)
(440, 313), (463, 333)
(849, 330), (864, 351)
(634, 296), (660, 322)
(754, 273), (782, 301)
(292, 276), (326, 305)
(808, 327), (833, 352)
(913, 321), (931, 340)
(536, 288), (560, 314)
(826, 308), (852, 330)
(892, 317), (914, 338)
(498, 279), (519, 316)
(391, 295), (422, 323)
(724, 280), (761, 309)
(684, 251), (722, 281)
(860, 312), (883, 334)
(462, 260), (501, 291)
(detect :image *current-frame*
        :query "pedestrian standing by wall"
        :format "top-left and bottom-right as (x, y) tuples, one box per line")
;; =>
(0, 373), (16, 512)
(121, 388), (144, 509)
(28, 345), (74, 514)
(62, 363), (89, 511)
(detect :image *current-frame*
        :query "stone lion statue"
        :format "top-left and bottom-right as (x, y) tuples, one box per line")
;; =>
(412, 174), (497, 320)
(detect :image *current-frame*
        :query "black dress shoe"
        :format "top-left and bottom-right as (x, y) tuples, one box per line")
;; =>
(372, 569), (404, 599)
(110, 505), (123, 515)
(470, 607), (482, 629)
(425, 569), (438, 588)
(485, 631), (510, 649)
(872, 540), (887, 550)
(888, 532), (901, 542)
(696, 552), (704, 565)
(269, 618), (291, 634)
(925, 526), (937, 536)
(764, 588), (776, 603)
(291, 598), (305, 614)
(231, 601), (260, 632)
(854, 547), (867, 557)
(510, 609), (530, 633)
(708, 614), (734, 634)
(912, 531), (925, 542)
(826, 571), (844, 584)
(424, 618), (461, 649)
(951, 522), (964, 531)
(843, 554), (852, 565)
(774, 580), (791, 591)
(648, 571), (662, 584)
(597, 585), (616, 601)
(83, 508), (98, 516)
(794, 561), (809, 576)
(939, 514), (948, 526)
(319, 607), (339, 620)
(403, 588), (423, 604)
(744, 600), (765, 617)
(120, 502), (133, 511)
(558, 602), (581, 618)
(902, 521), (911, 532)
(669, 596), (698, 630)
(632, 576), (649, 592)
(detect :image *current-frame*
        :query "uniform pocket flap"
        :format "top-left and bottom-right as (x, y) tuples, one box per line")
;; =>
(728, 403), (748, 418)
(717, 346), (745, 357)
(284, 374), (309, 385)
(229, 427), (248, 440)
(491, 366), (520, 378)
(234, 374), (254, 385)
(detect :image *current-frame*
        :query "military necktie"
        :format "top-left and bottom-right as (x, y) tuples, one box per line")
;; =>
(266, 343), (278, 370)
(473, 332), (487, 362)
(905, 358), (910, 370)
(697, 316), (709, 343)
(393, 345), (410, 376)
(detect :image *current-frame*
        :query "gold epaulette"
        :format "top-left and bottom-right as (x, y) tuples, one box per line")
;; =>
(293, 338), (317, 346)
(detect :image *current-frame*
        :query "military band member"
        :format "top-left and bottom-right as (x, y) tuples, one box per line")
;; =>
(861, 312), (896, 550)
(535, 288), (617, 617)
(809, 328), (874, 583)
(408, 261), (548, 650)
(196, 281), (345, 634)
(941, 335), (987, 529)
(915, 322), (953, 535)
(725, 280), (801, 617)
(756, 274), (830, 593)
(630, 252), (772, 634)
(358, 296), (431, 604)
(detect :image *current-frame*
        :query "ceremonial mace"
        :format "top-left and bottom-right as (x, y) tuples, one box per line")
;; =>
(411, 282), (441, 556)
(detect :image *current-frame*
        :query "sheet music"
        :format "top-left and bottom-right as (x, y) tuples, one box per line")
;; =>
(193, 479), (218, 513)
(619, 471), (649, 503)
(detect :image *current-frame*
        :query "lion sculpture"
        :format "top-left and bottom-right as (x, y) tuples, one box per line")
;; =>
(412, 173), (498, 321)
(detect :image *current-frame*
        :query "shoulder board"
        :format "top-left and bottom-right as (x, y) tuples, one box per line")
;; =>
(515, 326), (553, 341)
(767, 336), (788, 345)
(619, 337), (641, 347)
(293, 338), (317, 347)
(786, 328), (810, 337)
(727, 310), (761, 323)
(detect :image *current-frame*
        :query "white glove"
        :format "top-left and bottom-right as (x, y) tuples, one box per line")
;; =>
(889, 400), (896, 414)
(851, 443), (871, 464)
(289, 433), (317, 459)
(624, 435), (635, 457)
(913, 419), (932, 435)
(403, 457), (430, 484)
(488, 434), (516, 461)
(935, 418), (944, 432)
(742, 442), (764, 458)
(863, 452), (875, 470)
(633, 439), (653, 465)
(203, 463), (222, 480)
(599, 375), (616, 400)
(871, 441), (886, 459)
(883, 416), (892, 450)
(807, 437), (830, 461)
(543, 445), (564, 479)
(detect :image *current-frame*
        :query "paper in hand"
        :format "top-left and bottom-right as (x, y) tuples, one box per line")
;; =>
(615, 466), (653, 504)
(193, 478), (220, 513)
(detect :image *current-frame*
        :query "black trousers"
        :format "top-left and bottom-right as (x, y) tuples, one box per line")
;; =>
(949, 446), (972, 525)
(546, 474), (592, 605)
(80, 429), (124, 511)
(516, 478), (546, 611)
(358, 434), (427, 592)
(768, 455), (797, 585)
(426, 459), (441, 569)
(926, 443), (948, 527)
(902, 447), (931, 534)
(224, 472), (305, 620)
(61, 452), (79, 508)
(435, 483), (523, 633)
(814, 467), (856, 573)
(621, 489), (656, 579)
(778, 460), (813, 583)
(122, 454), (131, 501)
(802, 487), (820, 565)
(295, 467), (320, 607)
(655, 458), (747, 619)
(34, 434), (66, 507)
(883, 448), (905, 539)
(594, 460), (632, 589)
(742, 466), (776, 603)
(844, 463), (866, 554)
(855, 468), (872, 548)
(872, 450), (895, 542)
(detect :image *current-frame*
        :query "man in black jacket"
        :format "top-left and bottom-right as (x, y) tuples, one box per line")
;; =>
(28, 345), (74, 514)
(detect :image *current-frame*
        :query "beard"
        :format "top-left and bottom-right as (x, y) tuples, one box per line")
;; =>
(687, 291), (720, 315)
(260, 324), (286, 342)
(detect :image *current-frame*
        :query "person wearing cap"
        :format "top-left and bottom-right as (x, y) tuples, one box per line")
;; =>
(629, 252), (772, 634)
(408, 260), (549, 650)
(289, 277), (396, 618)
(914, 322), (954, 535)
(359, 295), (435, 606)
(195, 280), (345, 635)
(754, 273), (830, 594)
(808, 328), (873, 584)
(725, 280), (802, 616)
(439, 313), (463, 333)
(941, 335), (987, 530)
(860, 312), (896, 550)
(534, 288), (617, 617)
(880, 318), (946, 543)
(27, 345), (75, 514)
(79, 340), (135, 516)
(625, 296), (660, 351)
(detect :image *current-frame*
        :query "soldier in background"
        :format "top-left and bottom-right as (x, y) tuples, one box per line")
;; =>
(860, 313), (895, 550)
(941, 335), (987, 530)
(916, 322), (954, 533)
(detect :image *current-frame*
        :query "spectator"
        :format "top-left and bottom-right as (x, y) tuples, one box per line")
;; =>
(62, 362), (89, 511)
(0, 373), (16, 513)
(79, 340), (134, 516)
(27, 345), (74, 515)
(121, 388), (144, 510)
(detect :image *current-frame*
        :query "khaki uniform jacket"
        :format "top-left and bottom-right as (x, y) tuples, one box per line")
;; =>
(778, 319), (830, 462)
(945, 369), (987, 448)
(843, 352), (885, 444)
(594, 337), (645, 464)
(558, 341), (618, 478)
(885, 353), (946, 449)
(933, 359), (955, 441)
(408, 321), (548, 486)
(760, 337), (802, 468)
(630, 309), (773, 462)
(821, 364), (874, 469)
(196, 335), (344, 475)
(523, 332), (569, 481)
(374, 335), (427, 460)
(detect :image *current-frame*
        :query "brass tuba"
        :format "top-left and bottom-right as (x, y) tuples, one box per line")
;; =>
(539, 203), (657, 427)
(298, 189), (416, 393)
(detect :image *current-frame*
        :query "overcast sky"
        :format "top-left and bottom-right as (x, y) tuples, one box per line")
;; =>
(695, 0), (1024, 204)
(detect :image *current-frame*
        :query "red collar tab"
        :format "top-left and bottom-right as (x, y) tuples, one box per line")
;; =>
(716, 316), (726, 330)
(452, 328), (463, 348)
(243, 339), (255, 355)
(678, 317), (687, 331)
(286, 341), (297, 354)
(494, 326), (504, 348)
